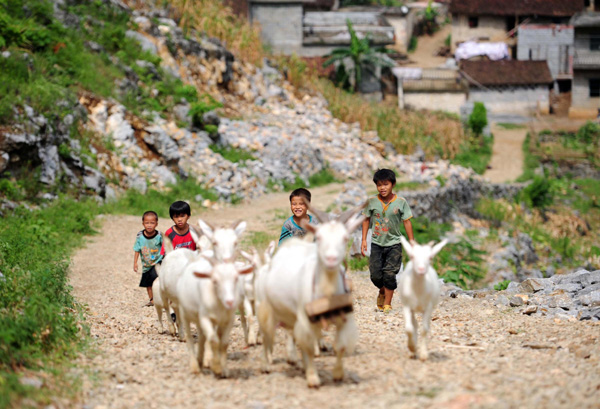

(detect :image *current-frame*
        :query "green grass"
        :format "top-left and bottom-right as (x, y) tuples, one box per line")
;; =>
(496, 122), (526, 130)
(241, 231), (278, 250)
(0, 198), (100, 407)
(517, 133), (541, 182)
(451, 135), (493, 175)
(104, 178), (219, 218)
(208, 145), (257, 163)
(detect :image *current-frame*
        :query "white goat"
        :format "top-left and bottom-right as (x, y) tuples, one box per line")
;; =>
(257, 204), (364, 387)
(151, 277), (171, 334)
(159, 220), (245, 338)
(198, 219), (246, 262)
(176, 254), (253, 376)
(239, 241), (276, 346)
(398, 236), (447, 361)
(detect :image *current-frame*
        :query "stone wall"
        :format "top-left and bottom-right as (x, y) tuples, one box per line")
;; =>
(250, 3), (304, 55)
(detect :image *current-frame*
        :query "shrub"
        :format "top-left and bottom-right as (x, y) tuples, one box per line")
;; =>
(468, 102), (488, 137)
(494, 280), (511, 291)
(519, 176), (553, 209)
(576, 121), (600, 145)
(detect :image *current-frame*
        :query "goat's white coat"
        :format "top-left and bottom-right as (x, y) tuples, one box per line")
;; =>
(257, 209), (364, 387)
(398, 237), (447, 360)
(176, 255), (253, 376)
(239, 241), (276, 346)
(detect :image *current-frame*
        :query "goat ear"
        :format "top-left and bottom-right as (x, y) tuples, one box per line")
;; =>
(400, 236), (414, 258)
(345, 213), (365, 234)
(265, 240), (276, 261)
(240, 249), (254, 264)
(237, 264), (254, 275)
(299, 217), (317, 234)
(303, 198), (330, 223)
(198, 219), (215, 240)
(200, 249), (214, 259)
(193, 271), (211, 279)
(162, 232), (173, 254)
(233, 220), (247, 237)
(430, 239), (448, 258)
(189, 225), (200, 246)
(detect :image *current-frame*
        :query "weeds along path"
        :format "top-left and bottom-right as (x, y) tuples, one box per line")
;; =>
(71, 184), (600, 409)
(484, 123), (529, 183)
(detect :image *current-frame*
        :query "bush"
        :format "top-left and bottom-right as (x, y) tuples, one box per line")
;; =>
(468, 102), (488, 137)
(576, 121), (600, 145)
(494, 280), (511, 291)
(519, 176), (553, 209)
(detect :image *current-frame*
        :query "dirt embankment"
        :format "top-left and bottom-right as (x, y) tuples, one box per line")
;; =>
(71, 184), (600, 409)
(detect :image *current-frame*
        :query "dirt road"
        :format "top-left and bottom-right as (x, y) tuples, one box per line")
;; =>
(71, 183), (600, 409)
(483, 123), (529, 183)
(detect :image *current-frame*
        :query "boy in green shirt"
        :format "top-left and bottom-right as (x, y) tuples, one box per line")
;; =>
(361, 169), (414, 313)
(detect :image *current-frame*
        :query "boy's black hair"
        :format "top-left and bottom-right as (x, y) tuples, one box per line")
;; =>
(169, 200), (191, 219)
(142, 210), (158, 221)
(373, 168), (396, 185)
(289, 187), (311, 203)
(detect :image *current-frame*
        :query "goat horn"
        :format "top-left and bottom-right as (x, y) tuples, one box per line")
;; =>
(428, 241), (434, 247)
(337, 201), (368, 224)
(231, 219), (242, 229)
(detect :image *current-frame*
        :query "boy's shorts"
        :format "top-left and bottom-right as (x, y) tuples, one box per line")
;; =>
(369, 243), (403, 290)
(139, 265), (158, 288)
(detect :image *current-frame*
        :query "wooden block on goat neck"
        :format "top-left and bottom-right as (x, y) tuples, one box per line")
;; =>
(305, 293), (354, 323)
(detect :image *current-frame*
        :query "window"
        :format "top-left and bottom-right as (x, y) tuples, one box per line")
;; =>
(589, 79), (600, 97)
(468, 16), (479, 28)
(591, 36), (600, 51)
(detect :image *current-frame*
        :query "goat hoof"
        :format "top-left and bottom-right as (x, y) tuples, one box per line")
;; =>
(307, 377), (321, 388)
(333, 369), (344, 382)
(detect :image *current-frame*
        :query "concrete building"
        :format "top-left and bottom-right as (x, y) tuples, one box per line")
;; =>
(570, 12), (600, 118)
(393, 67), (467, 114)
(449, 0), (585, 54)
(248, 0), (394, 57)
(460, 60), (553, 116)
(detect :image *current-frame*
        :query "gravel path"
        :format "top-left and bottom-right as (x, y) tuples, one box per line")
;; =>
(483, 123), (529, 183)
(71, 185), (600, 409)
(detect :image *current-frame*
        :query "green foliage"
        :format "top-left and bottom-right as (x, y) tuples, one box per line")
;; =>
(436, 238), (486, 289)
(105, 178), (218, 218)
(517, 133), (541, 182)
(494, 280), (511, 291)
(575, 121), (600, 145)
(241, 231), (278, 250)
(190, 94), (223, 129)
(444, 34), (451, 48)
(0, 178), (20, 201)
(209, 145), (256, 163)
(408, 35), (418, 53)
(468, 102), (488, 137)
(496, 122), (526, 130)
(451, 134), (493, 174)
(348, 255), (369, 271)
(475, 197), (509, 227)
(421, 0), (439, 34)
(307, 167), (340, 186)
(518, 176), (553, 209)
(323, 20), (394, 92)
(0, 198), (98, 406)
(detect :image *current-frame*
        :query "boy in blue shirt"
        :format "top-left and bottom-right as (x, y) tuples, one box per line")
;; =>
(133, 210), (164, 307)
(279, 188), (319, 245)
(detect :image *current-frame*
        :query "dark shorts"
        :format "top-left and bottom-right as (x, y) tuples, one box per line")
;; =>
(139, 265), (158, 288)
(369, 243), (403, 290)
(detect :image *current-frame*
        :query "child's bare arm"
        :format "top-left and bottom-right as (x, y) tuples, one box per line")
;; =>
(361, 217), (370, 256)
(133, 252), (139, 273)
(403, 219), (414, 241)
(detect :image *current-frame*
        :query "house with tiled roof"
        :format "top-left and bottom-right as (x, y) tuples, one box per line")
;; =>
(569, 12), (600, 118)
(460, 60), (553, 116)
(449, 0), (585, 53)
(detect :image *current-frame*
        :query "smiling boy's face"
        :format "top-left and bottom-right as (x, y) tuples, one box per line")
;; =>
(142, 214), (158, 234)
(376, 180), (395, 200)
(290, 196), (308, 220)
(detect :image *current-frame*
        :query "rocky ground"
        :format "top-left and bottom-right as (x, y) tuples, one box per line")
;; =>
(70, 185), (600, 409)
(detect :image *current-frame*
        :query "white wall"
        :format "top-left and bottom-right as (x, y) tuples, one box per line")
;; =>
(451, 15), (506, 51)
(404, 92), (466, 114)
(468, 86), (549, 115)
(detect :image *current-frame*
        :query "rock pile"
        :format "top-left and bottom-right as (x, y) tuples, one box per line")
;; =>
(442, 269), (600, 321)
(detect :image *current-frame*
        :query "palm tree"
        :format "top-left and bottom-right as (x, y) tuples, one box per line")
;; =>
(323, 20), (394, 92)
